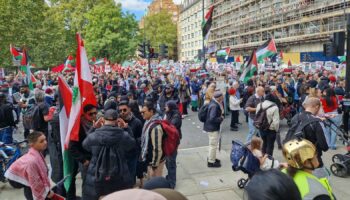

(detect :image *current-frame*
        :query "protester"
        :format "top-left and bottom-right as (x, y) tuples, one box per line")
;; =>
(320, 88), (341, 149)
(118, 99), (143, 185)
(289, 97), (329, 167)
(141, 101), (165, 177)
(82, 109), (135, 199)
(204, 90), (224, 168)
(0, 92), (15, 144)
(228, 88), (241, 131)
(5, 131), (60, 200)
(255, 93), (280, 156)
(69, 104), (103, 198)
(164, 100), (182, 188)
(245, 86), (265, 142)
(19, 84), (35, 138)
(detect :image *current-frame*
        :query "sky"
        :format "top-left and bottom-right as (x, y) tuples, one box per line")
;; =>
(115, 0), (182, 20)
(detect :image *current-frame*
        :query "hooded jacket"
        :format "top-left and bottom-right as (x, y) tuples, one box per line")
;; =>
(82, 125), (136, 200)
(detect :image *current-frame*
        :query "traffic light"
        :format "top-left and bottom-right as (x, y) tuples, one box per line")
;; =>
(138, 42), (146, 58)
(159, 44), (169, 58)
(323, 32), (345, 57)
(149, 47), (155, 58)
(334, 32), (345, 56)
(323, 43), (336, 57)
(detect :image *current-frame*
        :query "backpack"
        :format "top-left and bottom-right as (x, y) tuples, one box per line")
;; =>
(95, 145), (126, 195)
(152, 120), (180, 156)
(22, 105), (37, 130)
(283, 113), (322, 143)
(253, 103), (275, 131)
(198, 104), (209, 123)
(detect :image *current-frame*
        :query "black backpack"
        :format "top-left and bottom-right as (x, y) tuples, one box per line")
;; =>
(283, 113), (322, 143)
(253, 103), (275, 131)
(198, 103), (209, 123)
(95, 145), (127, 195)
(22, 105), (38, 130)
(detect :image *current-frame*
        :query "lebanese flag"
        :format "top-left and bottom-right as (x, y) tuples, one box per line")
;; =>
(57, 76), (75, 191)
(76, 33), (97, 108)
(66, 67), (82, 143)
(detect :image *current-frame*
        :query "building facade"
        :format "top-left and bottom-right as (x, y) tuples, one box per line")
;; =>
(208, 0), (350, 63)
(140, 0), (180, 28)
(178, 0), (211, 62)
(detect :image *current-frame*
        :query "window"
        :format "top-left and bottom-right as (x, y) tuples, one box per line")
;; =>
(192, 33), (194, 38)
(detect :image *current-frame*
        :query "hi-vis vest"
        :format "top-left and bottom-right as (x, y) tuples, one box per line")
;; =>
(283, 169), (334, 200)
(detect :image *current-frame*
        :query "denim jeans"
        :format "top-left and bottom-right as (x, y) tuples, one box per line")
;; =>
(165, 150), (177, 189)
(247, 118), (257, 143)
(0, 127), (13, 144)
(325, 114), (342, 149)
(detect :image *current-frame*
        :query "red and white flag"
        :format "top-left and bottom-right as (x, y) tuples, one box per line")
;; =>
(76, 33), (97, 108)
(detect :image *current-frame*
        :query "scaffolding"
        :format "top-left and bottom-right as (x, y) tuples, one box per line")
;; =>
(209, 0), (350, 54)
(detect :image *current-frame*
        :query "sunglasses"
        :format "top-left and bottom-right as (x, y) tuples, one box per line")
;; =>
(119, 109), (128, 113)
(88, 112), (97, 116)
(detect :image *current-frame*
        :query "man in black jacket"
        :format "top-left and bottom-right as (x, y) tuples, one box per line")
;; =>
(204, 90), (224, 168)
(118, 100), (142, 186)
(69, 104), (103, 198)
(82, 109), (135, 200)
(293, 97), (329, 167)
(0, 92), (15, 144)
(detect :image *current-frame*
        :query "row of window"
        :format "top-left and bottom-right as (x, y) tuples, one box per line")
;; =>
(181, 30), (202, 41)
(182, 40), (202, 49)
(182, 21), (201, 33)
(181, 50), (197, 58)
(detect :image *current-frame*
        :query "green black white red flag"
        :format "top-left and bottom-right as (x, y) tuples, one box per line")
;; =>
(256, 38), (277, 63)
(240, 50), (258, 84)
(202, 5), (214, 39)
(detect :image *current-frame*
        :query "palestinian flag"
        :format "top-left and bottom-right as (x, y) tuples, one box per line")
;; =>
(202, 5), (214, 38)
(256, 39), (277, 63)
(10, 44), (22, 61)
(240, 50), (258, 83)
(57, 76), (75, 191)
(20, 49), (34, 90)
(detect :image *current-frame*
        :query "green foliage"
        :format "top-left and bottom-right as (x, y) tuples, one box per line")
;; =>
(0, 0), (140, 68)
(83, 2), (140, 63)
(142, 11), (177, 59)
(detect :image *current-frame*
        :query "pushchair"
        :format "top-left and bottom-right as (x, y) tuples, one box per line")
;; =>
(230, 140), (260, 188)
(325, 118), (350, 177)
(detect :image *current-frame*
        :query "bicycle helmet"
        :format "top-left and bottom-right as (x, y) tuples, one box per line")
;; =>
(282, 139), (316, 169)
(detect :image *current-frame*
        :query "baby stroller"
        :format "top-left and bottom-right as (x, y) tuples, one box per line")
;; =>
(230, 140), (260, 188)
(325, 119), (350, 177)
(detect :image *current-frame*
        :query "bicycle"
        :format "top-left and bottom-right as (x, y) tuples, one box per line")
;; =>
(0, 140), (28, 182)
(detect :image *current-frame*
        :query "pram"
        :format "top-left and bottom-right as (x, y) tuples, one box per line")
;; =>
(325, 118), (350, 177)
(230, 140), (260, 188)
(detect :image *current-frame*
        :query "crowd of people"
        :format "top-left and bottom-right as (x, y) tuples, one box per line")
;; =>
(0, 63), (347, 200)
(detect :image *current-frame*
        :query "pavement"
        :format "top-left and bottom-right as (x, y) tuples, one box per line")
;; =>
(1, 76), (350, 199)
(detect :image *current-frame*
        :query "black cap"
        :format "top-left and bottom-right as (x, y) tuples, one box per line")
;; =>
(104, 109), (118, 121)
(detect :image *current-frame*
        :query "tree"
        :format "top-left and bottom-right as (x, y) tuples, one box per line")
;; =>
(142, 11), (177, 59)
(82, 2), (140, 63)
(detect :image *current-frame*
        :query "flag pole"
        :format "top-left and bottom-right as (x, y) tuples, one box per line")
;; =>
(202, 0), (205, 71)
